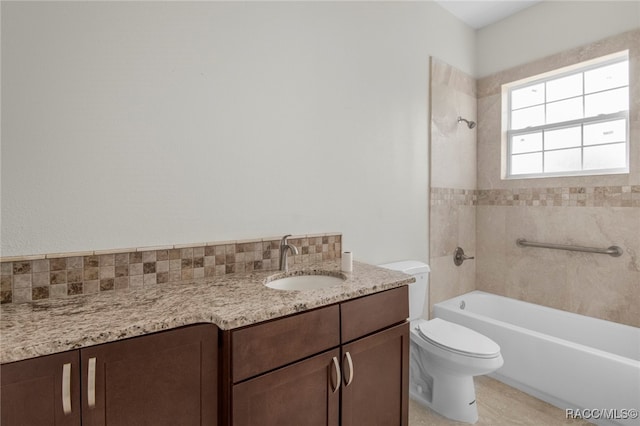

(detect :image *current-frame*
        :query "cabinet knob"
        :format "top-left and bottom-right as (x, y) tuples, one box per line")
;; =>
(62, 363), (72, 415)
(330, 356), (341, 393)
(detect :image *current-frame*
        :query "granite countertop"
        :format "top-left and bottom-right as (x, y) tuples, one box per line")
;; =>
(0, 260), (413, 364)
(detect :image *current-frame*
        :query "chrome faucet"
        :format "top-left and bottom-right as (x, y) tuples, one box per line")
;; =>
(279, 234), (299, 272)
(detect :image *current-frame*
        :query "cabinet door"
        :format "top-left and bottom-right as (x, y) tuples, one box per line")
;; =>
(341, 322), (409, 426)
(81, 324), (218, 426)
(232, 349), (340, 426)
(1, 350), (81, 426)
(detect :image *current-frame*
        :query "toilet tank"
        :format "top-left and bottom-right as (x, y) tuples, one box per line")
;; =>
(378, 261), (430, 321)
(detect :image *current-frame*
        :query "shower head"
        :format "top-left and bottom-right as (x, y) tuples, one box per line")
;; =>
(457, 116), (476, 129)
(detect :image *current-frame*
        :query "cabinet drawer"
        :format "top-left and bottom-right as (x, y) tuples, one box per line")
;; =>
(341, 286), (408, 343)
(232, 304), (340, 383)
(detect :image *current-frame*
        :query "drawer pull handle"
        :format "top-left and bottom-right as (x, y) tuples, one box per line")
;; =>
(330, 356), (341, 393)
(87, 357), (97, 408)
(343, 352), (354, 387)
(62, 363), (72, 415)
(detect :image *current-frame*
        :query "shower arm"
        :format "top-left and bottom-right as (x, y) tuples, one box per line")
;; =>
(457, 116), (476, 129)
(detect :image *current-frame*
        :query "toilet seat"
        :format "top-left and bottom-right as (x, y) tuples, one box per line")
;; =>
(415, 318), (501, 359)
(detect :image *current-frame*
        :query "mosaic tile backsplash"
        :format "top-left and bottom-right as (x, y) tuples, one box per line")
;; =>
(430, 187), (477, 206)
(479, 185), (640, 207)
(431, 185), (640, 208)
(0, 234), (342, 304)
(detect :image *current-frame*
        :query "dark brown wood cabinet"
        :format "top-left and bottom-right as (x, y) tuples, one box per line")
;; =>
(340, 286), (410, 426)
(1, 350), (81, 426)
(2, 286), (408, 426)
(340, 285), (408, 344)
(1, 324), (218, 426)
(223, 286), (409, 426)
(230, 304), (340, 383)
(224, 304), (341, 426)
(233, 349), (341, 426)
(81, 323), (217, 426)
(341, 323), (409, 426)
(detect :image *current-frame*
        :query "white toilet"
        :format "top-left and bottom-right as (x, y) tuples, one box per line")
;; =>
(380, 261), (503, 424)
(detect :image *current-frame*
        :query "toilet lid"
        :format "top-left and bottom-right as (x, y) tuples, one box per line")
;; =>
(416, 318), (501, 359)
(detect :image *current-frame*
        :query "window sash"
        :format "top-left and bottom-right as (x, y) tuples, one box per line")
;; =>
(506, 111), (629, 178)
(505, 54), (629, 179)
(508, 111), (627, 138)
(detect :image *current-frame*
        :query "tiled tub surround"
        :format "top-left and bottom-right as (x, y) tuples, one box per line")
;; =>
(429, 58), (478, 319)
(0, 234), (342, 304)
(0, 260), (413, 364)
(476, 30), (640, 328)
(431, 185), (640, 327)
(428, 186), (478, 319)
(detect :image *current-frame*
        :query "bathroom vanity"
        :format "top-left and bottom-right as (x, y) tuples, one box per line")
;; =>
(1, 324), (218, 426)
(225, 286), (409, 426)
(0, 261), (412, 426)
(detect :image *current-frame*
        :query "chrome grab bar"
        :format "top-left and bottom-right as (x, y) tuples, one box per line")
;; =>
(516, 239), (623, 257)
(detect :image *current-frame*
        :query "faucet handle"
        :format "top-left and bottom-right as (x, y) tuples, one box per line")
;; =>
(453, 247), (474, 266)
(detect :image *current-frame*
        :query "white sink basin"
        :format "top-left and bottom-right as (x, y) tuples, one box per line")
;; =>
(265, 273), (346, 291)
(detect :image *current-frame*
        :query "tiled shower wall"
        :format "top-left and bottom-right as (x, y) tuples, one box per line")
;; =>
(476, 30), (640, 328)
(0, 234), (342, 304)
(428, 58), (477, 317)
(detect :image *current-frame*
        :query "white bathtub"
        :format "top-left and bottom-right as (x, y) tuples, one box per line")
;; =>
(433, 291), (640, 426)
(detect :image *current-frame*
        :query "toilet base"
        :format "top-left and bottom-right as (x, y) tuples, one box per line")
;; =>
(408, 319), (504, 424)
(410, 373), (479, 423)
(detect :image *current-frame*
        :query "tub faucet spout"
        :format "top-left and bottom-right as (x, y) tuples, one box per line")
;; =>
(279, 234), (299, 272)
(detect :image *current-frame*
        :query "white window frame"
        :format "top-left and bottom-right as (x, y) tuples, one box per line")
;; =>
(504, 51), (629, 179)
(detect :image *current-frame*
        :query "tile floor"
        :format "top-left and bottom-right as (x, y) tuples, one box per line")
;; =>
(409, 376), (593, 426)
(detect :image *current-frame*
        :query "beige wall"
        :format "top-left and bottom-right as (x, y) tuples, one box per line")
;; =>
(476, 1), (640, 78)
(1, 2), (478, 263)
(428, 58), (477, 318)
(476, 30), (640, 327)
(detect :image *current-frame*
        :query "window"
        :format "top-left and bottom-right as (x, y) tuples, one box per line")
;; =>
(504, 51), (629, 178)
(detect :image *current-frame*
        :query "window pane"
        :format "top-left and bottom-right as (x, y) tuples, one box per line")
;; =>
(511, 132), (542, 154)
(511, 83), (544, 109)
(585, 61), (628, 94)
(511, 152), (542, 175)
(511, 105), (544, 129)
(583, 143), (626, 170)
(545, 126), (581, 150)
(506, 54), (629, 179)
(544, 148), (581, 173)
(546, 97), (583, 124)
(547, 74), (582, 102)
(585, 87), (628, 117)
(584, 119), (626, 145)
